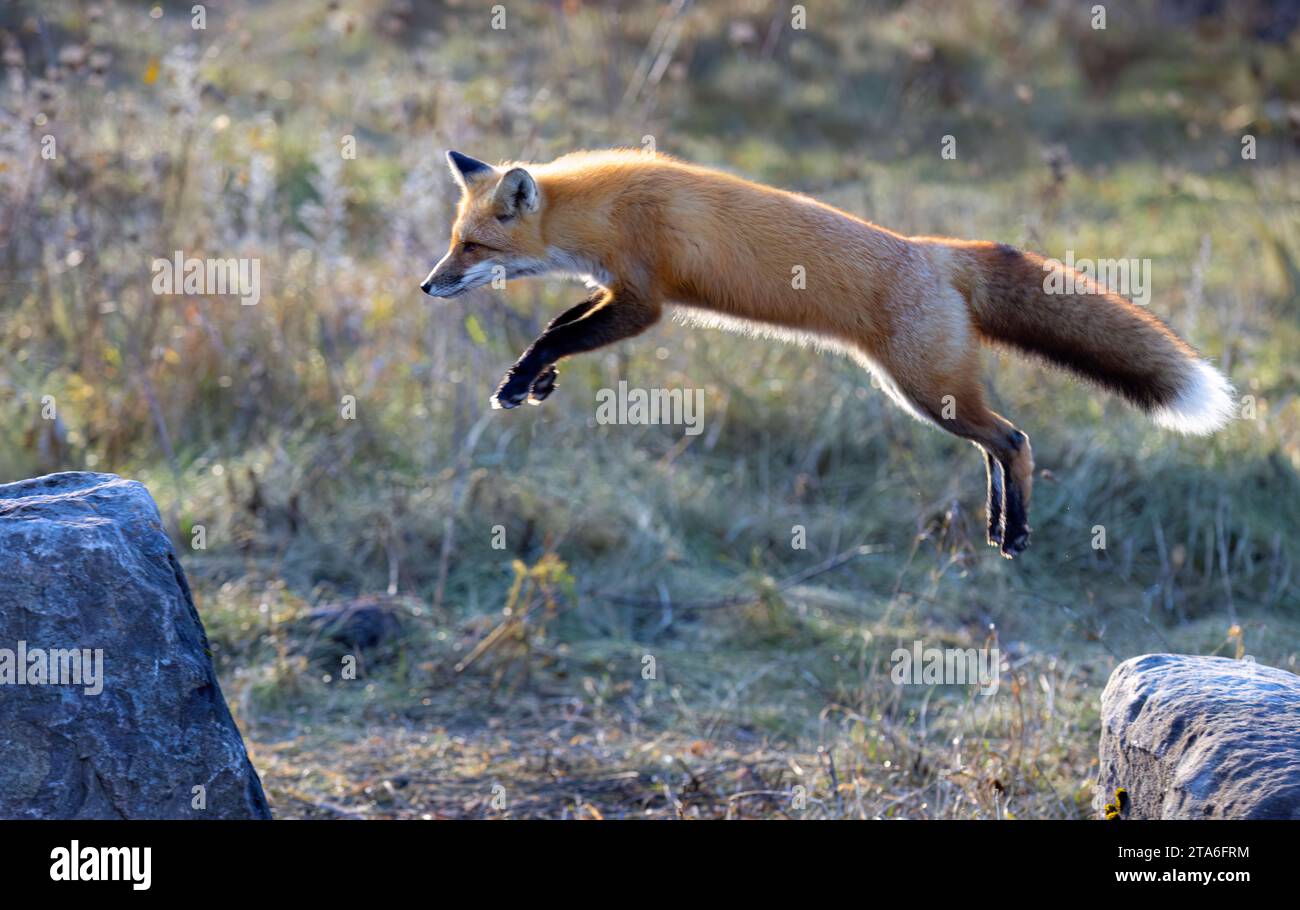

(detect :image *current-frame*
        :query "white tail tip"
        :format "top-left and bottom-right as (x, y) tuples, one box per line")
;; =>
(1152, 359), (1234, 435)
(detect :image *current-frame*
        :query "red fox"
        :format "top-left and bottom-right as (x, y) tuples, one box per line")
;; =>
(420, 149), (1233, 558)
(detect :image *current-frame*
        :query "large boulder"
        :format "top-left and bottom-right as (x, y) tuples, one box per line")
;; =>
(1095, 653), (1300, 819)
(0, 471), (271, 819)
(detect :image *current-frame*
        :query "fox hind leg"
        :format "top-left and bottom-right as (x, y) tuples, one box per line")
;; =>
(952, 412), (1031, 558)
(882, 356), (1034, 558)
(983, 448), (1004, 547)
(989, 420), (1033, 558)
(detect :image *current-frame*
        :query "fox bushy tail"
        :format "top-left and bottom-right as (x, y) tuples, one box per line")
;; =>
(954, 242), (1233, 434)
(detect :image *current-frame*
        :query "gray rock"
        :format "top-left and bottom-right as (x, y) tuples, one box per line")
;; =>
(1095, 653), (1300, 819)
(0, 472), (271, 819)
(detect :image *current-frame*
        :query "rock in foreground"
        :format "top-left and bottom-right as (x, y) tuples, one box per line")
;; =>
(1095, 653), (1300, 819)
(0, 472), (271, 819)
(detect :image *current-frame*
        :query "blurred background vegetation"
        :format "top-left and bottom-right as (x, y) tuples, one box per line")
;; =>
(1, 0), (1297, 818)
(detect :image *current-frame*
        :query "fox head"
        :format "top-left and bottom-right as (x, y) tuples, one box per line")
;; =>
(420, 151), (548, 298)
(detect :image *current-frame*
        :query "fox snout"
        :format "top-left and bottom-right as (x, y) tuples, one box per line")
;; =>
(422, 256), (504, 298)
(419, 259), (463, 298)
(419, 278), (455, 298)
(418, 274), (447, 296)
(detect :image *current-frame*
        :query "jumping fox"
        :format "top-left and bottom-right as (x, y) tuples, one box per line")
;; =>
(420, 149), (1233, 558)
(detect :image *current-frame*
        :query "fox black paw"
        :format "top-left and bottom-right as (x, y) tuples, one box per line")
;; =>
(987, 519), (1003, 548)
(527, 365), (557, 405)
(490, 371), (533, 410)
(999, 528), (1030, 559)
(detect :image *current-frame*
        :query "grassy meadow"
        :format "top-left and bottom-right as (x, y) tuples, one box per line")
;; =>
(1, 0), (1298, 818)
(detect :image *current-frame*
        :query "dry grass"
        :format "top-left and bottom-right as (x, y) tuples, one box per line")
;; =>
(2, 0), (1298, 819)
(231, 565), (1103, 820)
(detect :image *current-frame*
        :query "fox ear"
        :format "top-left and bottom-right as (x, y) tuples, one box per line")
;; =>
(446, 150), (495, 189)
(493, 167), (539, 216)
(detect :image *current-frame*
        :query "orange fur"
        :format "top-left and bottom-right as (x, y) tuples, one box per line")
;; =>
(422, 148), (1232, 557)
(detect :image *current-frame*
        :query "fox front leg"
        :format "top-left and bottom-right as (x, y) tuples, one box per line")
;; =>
(519, 292), (603, 405)
(526, 364), (558, 404)
(491, 290), (661, 410)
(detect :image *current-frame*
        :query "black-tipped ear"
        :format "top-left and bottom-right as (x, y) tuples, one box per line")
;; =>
(446, 150), (495, 188)
(492, 167), (539, 216)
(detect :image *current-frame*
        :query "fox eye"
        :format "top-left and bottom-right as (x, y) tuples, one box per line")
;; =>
(461, 241), (480, 254)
